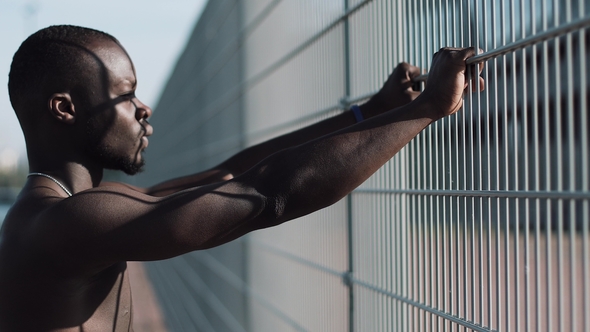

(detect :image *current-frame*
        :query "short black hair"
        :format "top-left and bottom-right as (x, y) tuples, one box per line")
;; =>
(8, 25), (118, 116)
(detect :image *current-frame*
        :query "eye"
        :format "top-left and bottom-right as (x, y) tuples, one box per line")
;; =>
(122, 92), (136, 101)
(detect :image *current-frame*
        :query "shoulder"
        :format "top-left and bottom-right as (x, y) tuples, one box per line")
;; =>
(3, 186), (156, 272)
(98, 180), (148, 193)
(0, 192), (74, 275)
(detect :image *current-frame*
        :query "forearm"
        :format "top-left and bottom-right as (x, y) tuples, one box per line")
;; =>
(219, 100), (386, 176)
(138, 102), (382, 197)
(245, 97), (438, 223)
(141, 104), (376, 197)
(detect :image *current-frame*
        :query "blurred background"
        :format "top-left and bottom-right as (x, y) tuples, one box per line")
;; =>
(2, 0), (589, 331)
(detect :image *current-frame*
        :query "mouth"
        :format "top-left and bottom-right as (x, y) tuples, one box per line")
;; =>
(141, 136), (149, 149)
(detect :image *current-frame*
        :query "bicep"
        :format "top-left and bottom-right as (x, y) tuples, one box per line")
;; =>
(99, 168), (235, 198)
(145, 168), (234, 196)
(41, 181), (268, 268)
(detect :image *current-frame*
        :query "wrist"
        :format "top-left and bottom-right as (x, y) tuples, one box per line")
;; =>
(350, 105), (364, 123)
(358, 98), (385, 119)
(413, 94), (445, 122)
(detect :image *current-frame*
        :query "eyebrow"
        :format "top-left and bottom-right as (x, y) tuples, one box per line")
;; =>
(114, 78), (137, 90)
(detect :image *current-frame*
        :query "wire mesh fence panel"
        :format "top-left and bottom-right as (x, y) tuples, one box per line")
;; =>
(139, 0), (590, 330)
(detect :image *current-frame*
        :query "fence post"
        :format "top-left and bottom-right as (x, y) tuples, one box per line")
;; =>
(343, 1), (354, 331)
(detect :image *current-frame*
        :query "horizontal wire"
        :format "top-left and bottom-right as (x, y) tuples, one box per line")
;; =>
(353, 188), (590, 200)
(171, 258), (248, 332)
(156, 0), (283, 114)
(246, 241), (496, 332)
(413, 15), (590, 82)
(249, 241), (347, 279)
(245, 0), (374, 89)
(239, 16), (590, 146)
(184, 250), (309, 332)
(158, 7), (590, 154)
(156, 0), (374, 148)
(349, 276), (496, 332)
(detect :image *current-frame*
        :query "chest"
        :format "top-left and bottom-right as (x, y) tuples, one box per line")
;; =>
(78, 262), (134, 331)
(0, 260), (133, 331)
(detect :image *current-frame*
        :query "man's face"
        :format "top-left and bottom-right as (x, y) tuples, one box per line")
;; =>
(82, 40), (153, 175)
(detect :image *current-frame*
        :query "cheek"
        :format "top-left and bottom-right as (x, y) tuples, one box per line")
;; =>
(85, 113), (110, 146)
(86, 110), (137, 148)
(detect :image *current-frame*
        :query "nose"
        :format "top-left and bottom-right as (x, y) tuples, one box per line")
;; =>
(134, 98), (153, 120)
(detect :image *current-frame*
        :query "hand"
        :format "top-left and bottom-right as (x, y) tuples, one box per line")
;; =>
(365, 62), (423, 114)
(419, 47), (485, 119)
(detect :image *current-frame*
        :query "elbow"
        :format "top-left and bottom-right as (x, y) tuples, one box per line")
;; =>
(266, 182), (347, 223)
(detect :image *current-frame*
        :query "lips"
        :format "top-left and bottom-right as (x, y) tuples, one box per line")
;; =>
(139, 122), (153, 149)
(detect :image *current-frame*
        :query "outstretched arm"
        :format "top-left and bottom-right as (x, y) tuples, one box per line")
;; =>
(46, 48), (484, 269)
(185, 47), (485, 245)
(136, 62), (423, 196)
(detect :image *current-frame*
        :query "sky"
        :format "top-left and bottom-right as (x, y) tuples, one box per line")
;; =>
(0, 0), (208, 170)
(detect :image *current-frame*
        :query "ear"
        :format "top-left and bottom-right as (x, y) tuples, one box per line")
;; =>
(48, 93), (76, 124)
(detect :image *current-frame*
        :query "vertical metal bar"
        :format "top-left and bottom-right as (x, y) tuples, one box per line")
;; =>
(518, 0), (528, 331)
(434, 0), (442, 325)
(539, 0), (552, 329)
(490, 0), (501, 328)
(430, 1), (439, 330)
(445, 2), (455, 328)
(458, 2), (465, 328)
(449, 2), (456, 328)
(442, 0), (450, 328)
(343, 1), (354, 330)
(398, 10), (407, 330)
(386, 171), (391, 332)
(399, 2), (408, 324)
(444, 0), (453, 325)
(580, 4), (589, 332)
(486, 1), (498, 328)
(552, 1), (564, 331)
(424, 0), (435, 328)
(529, 0), (541, 330)
(500, 1), (510, 330)
(418, 2), (425, 329)
(470, 1), (481, 327)
(468, 0), (476, 324)
(509, 0), (520, 330)
(461, 0), (468, 327)
(381, 4), (389, 328)
(236, 3), (250, 329)
(409, 1), (417, 329)
(472, 0), (485, 327)
(372, 5), (382, 329)
(564, 2), (577, 331)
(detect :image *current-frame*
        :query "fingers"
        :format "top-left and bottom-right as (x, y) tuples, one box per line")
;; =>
(466, 48), (485, 92)
(406, 62), (423, 79)
(469, 48), (485, 75)
(466, 76), (486, 93)
(397, 62), (423, 90)
(433, 47), (483, 66)
(457, 47), (480, 61)
(433, 47), (485, 94)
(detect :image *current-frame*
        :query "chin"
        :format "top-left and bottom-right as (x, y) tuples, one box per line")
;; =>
(86, 139), (147, 175)
(98, 153), (146, 175)
(118, 159), (145, 175)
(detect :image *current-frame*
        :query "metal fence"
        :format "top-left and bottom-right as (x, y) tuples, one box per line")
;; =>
(135, 0), (590, 331)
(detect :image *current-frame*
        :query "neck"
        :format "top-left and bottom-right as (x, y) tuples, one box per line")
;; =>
(28, 155), (104, 195)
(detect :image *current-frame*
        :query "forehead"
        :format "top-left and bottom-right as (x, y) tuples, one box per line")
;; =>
(87, 39), (136, 90)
